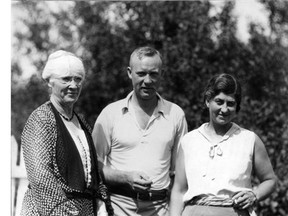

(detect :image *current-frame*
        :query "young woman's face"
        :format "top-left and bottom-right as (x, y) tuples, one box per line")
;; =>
(206, 92), (237, 126)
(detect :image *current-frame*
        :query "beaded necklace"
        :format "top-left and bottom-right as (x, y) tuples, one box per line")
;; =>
(76, 135), (90, 185)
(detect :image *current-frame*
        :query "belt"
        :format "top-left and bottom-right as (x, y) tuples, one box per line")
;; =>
(109, 186), (168, 201)
(186, 195), (234, 207)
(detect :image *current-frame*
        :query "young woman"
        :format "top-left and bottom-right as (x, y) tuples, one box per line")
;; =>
(169, 73), (277, 216)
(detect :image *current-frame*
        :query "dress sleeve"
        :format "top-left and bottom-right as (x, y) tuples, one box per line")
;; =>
(22, 111), (79, 216)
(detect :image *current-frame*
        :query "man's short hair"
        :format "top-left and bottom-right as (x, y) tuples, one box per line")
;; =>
(129, 46), (162, 68)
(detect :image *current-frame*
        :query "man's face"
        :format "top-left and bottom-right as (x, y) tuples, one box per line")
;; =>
(128, 55), (162, 101)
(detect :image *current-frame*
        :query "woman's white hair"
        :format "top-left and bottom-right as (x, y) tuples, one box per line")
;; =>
(42, 50), (85, 81)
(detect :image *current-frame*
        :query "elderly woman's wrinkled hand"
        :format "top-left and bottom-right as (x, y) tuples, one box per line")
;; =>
(232, 191), (258, 209)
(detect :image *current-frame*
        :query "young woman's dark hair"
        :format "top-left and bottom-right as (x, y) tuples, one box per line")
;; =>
(203, 73), (242, 112)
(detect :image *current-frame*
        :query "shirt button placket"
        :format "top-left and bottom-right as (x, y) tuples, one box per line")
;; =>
(141, 132), (148, 144)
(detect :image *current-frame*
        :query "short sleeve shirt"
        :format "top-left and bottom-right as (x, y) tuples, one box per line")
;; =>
(92, 91), (187, 190)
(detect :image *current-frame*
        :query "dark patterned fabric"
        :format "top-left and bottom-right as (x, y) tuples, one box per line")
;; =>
(21, 101), (113, 216)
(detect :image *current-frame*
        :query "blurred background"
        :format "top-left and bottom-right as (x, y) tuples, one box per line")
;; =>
(11, 0), (288, 215)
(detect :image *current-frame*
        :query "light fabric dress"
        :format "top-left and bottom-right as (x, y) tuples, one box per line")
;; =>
(181, 123), (257, 216)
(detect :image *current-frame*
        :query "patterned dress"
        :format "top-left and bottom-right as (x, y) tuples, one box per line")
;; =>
(21, 101), (113, 216)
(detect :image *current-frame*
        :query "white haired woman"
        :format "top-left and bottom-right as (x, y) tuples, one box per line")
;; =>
(20, 50), (113, 216)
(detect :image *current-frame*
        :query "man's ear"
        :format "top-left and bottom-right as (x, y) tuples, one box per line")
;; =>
(127, 67), (132, 79)
(205, 100), (210, 108)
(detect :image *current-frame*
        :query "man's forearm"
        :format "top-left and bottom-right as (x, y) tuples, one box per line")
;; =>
(102, 165), (131, 186)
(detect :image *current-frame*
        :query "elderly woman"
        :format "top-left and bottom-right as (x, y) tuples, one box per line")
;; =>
(169, 73), (277, 216)
(21, 50), (113, 216)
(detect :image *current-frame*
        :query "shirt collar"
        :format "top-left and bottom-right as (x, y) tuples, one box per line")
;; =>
(198, 122), (241, 143)
(121, 91), (166, 117)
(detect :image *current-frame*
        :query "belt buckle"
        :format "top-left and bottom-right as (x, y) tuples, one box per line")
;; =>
(137, 191), (152, 201)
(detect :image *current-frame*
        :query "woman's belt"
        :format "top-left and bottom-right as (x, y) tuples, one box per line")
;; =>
(109, 186), (168, 201)
(186, 194), (234, 207)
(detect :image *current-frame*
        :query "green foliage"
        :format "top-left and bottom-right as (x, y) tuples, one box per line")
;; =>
(12, 1), (288, 215)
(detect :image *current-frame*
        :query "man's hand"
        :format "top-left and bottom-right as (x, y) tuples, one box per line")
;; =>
(127, 171), (152, 192)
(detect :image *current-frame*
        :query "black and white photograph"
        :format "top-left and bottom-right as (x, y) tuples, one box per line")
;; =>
(10, 1), (287, 216)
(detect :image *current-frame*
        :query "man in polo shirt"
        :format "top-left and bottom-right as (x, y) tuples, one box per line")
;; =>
(92, 46), (187, 216)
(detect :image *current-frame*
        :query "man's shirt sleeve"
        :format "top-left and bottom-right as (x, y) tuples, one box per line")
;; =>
(171, 110), (188, 173)
(92, 108), (112, 164)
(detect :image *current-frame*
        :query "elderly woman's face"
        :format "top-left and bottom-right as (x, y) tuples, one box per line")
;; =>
(49, 68), (84, 105)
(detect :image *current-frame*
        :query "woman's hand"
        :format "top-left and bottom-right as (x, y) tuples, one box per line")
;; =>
(232, 191), (257, 209)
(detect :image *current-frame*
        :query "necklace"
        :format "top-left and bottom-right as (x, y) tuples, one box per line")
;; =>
(77, 135), (90, 185)
(58, 111), (74, 121)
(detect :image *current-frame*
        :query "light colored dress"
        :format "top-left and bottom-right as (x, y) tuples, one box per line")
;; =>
(181, 122), (256, 216)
